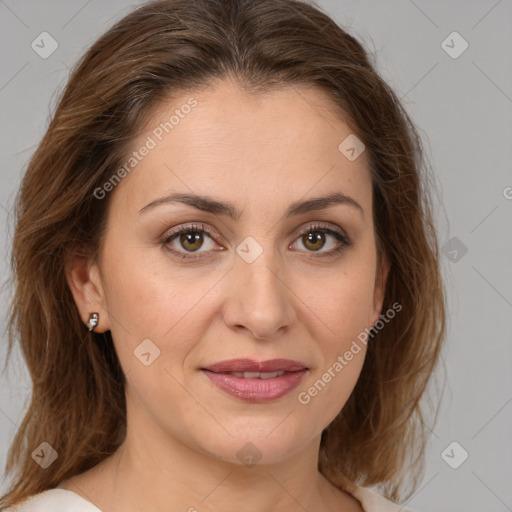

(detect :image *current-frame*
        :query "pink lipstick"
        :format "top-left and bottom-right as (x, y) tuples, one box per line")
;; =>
(201, 358), (308, 402)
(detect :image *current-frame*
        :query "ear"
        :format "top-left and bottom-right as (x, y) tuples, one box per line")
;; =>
(65, 250), (111, 333)
(370, 252), (390, 327)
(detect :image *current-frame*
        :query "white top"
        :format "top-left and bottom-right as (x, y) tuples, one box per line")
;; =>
(7, 486), (417, 512)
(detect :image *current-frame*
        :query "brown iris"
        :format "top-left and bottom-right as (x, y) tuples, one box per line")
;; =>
(180, 231), (204, 251)
(302, 231), (325, 251)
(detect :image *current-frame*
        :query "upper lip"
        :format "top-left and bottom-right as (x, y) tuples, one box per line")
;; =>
(201, 358), (308, 373)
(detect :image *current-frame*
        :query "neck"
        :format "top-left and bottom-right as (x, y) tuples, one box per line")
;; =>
(107, 434), (331, 512)
(71, 424), (359, 512)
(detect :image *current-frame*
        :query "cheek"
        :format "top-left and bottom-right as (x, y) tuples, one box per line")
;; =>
(294, 259), (377, 343)
(292, 253), (376, 404)
(101, 243), (224, 370)
(101, 235), (180, 328)
(296, 281), (372, 425)
(295, 335), (367, 437)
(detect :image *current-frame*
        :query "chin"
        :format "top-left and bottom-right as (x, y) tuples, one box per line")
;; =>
(194, 421), (317, 467)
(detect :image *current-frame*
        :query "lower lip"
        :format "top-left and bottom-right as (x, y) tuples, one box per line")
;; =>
(201, 369), (308, 402)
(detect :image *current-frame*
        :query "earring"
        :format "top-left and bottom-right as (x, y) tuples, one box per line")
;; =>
(87, 312), (99, 332)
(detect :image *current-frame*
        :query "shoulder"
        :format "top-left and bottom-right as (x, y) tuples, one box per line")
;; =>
(349, 484), (418, 512)
(5, 489), (102, 512)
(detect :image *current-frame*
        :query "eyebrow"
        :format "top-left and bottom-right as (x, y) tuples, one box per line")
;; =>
(138, 191), (364, 220)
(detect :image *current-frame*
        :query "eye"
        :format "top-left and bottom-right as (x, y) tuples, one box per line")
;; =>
(161, 222), (352, 261)
(162, 223), (221, 260)
(290, 223), (352, 258)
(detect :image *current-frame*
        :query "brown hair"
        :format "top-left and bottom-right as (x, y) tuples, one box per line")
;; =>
(0, 0), (446, 508)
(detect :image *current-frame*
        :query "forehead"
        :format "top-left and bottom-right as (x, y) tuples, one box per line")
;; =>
(110, 80), (372, 219)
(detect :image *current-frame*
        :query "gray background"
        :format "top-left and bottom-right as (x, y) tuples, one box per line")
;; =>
(1, 1), (511, 511)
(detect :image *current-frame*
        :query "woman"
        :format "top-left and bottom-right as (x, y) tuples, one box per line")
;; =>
(0, 0), (446, 511)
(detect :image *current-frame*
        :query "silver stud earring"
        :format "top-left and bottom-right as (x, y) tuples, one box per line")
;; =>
(87, 312), (99, 332)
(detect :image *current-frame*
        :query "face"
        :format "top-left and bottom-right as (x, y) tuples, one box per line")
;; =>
(68, 79), (389, 467)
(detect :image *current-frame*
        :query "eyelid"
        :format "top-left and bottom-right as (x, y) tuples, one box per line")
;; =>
(295, 221), (348, 240)
(163, 222), (218, 242)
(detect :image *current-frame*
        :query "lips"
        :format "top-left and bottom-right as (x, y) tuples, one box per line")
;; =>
(201, 358), (308, 374)
(200, 358), (309, 402)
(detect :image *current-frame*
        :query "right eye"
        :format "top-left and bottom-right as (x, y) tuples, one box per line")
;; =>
(162, 223), (223, 260)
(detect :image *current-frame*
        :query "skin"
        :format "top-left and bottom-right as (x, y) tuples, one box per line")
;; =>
(61, 78), (389, 512)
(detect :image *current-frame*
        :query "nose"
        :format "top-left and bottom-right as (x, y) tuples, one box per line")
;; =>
(221, 246), (295, 340)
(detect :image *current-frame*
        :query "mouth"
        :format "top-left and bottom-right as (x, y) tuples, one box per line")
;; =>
(206, 370), (289, 379)
(200, 359), (309, 402)
(201, 358), (308, 374)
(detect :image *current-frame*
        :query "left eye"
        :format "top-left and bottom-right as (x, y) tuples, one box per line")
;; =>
(162, 223), (351, 260)
(291, 225), (349, 255)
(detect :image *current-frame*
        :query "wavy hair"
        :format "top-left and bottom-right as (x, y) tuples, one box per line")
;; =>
(0, 0), (446, 508)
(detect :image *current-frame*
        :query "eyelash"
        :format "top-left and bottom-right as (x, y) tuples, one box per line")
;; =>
(161, 222), (352, 261)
